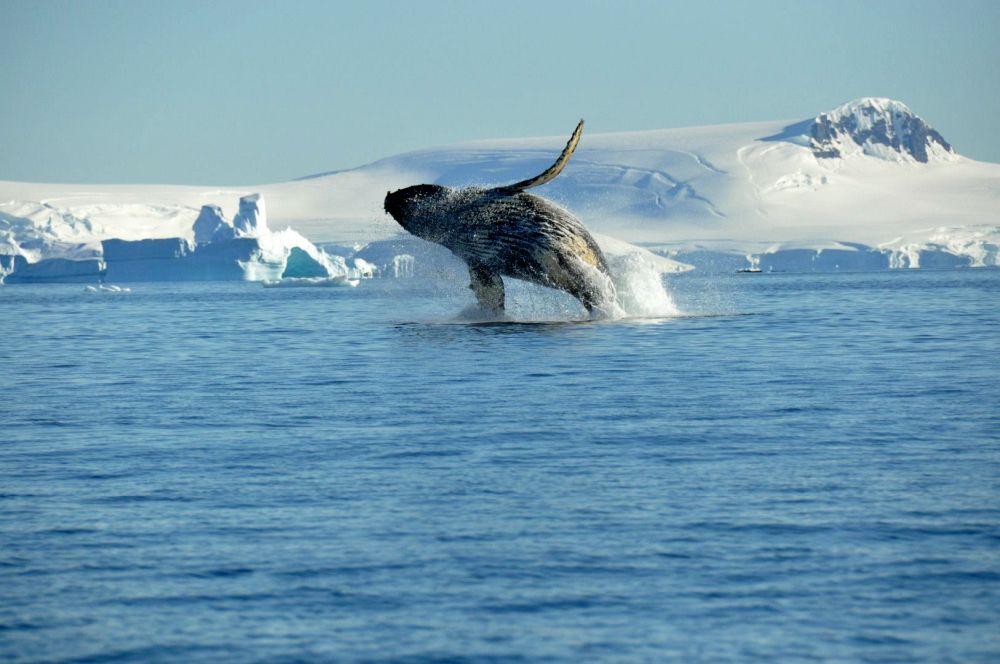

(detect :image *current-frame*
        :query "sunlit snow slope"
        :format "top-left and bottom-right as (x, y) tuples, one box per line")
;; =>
(2, 98), (997, 271)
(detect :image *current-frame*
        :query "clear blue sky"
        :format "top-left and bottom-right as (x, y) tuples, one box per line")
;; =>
(2, 0), (998, 184)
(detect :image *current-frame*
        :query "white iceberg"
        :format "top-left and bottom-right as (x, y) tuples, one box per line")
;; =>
(232, 193), (268, 236)
(261, 276), (360, 288)
(4, 257), (106, 284)
(192, 204), (235, 244)
(2, 193), (348, 283)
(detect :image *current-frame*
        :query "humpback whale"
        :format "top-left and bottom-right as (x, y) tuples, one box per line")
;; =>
(383, 121), (616, 314)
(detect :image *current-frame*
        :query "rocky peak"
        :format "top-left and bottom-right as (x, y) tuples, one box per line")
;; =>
(810, 98), (955, 163)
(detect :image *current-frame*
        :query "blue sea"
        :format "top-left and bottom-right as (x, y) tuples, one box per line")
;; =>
(2, 269), (998, 662)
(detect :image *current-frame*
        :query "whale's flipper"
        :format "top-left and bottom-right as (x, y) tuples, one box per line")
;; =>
(494, 120), (584, 195)
(468, 264), (505, 311)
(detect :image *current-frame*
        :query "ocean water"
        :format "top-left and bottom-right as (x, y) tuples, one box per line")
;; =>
(1, 269), (998, 662)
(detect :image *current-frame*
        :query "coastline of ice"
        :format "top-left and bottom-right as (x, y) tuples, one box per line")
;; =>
(652, 226), (1000, 273)
(2, 97), (997, 284)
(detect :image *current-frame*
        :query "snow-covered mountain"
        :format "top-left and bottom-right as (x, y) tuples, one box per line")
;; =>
(2, 97), (997, 274)
(809, 98), (955, 163)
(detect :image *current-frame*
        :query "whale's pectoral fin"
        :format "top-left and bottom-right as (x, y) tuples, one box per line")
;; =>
(468, 264), (505, 311)
(493, 120), (584, 195)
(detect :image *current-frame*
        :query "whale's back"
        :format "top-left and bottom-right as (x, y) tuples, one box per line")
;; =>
(440, 191), (608, 279)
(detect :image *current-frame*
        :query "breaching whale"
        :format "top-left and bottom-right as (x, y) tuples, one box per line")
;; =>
(383, 121), (616, 314)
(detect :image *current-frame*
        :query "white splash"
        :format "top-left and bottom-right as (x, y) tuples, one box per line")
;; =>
(84, 284), (131, 294)
(606, 252), (680, 319)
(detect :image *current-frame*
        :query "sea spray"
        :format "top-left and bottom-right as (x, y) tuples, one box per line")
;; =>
(607, 252), (680, 318)
(352, 233), (683, 322)
(449, 250), (679, 322)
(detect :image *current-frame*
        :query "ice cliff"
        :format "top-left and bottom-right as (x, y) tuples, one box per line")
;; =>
(193, 204), (235, 244)
(1, 194), (346, 283)
(232, 193), (268, 236)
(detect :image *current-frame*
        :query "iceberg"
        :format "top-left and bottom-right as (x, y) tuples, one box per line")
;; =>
(1, 254), (28, 282)
(232, 193), (268, 236)
(99, 232), (344, 283)
(2, 193), (348, 283)
(282, 246), (331, 279)
(102, 236), (263, 282)
(261, 276), (360, 288)
(192, 204), (235, 244)
(4, 257), (106, 284)
(103, 237), (191, 261)
(263, 228), (347, 279)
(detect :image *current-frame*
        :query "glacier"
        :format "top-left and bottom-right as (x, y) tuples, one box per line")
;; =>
(1, 97), (997, 284)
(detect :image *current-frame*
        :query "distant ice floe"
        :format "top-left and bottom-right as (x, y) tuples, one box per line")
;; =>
(656, 225), (1000, 273)
(261, 276), (360, 288)
(84, 284), (130, 294)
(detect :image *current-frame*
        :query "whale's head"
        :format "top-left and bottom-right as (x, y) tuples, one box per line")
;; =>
(384, 184), (452, 241)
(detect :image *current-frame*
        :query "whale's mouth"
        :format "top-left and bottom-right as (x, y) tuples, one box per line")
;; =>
(384, 184), (446, 229)
(384, 190), (413, 229)
(384, 190), (400, 219)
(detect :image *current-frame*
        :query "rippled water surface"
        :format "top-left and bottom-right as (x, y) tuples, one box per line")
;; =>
(2, 270), (999, 662)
